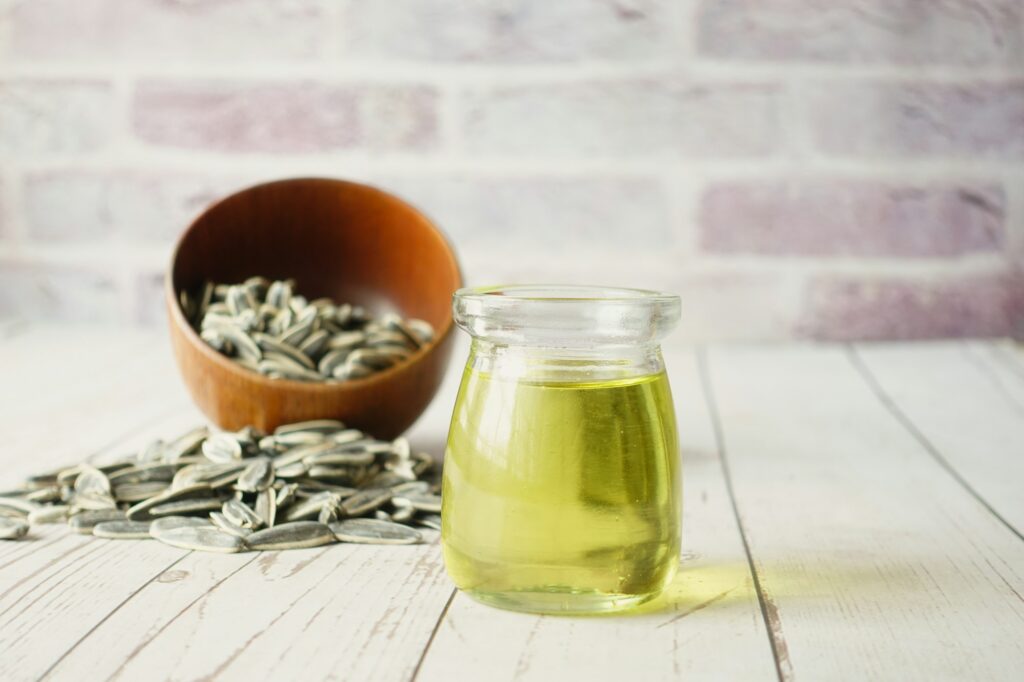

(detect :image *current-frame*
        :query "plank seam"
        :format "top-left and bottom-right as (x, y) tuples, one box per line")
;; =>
(36, 550), (193, 679)
(847, 345), (1024, 543)
(987, 343), (1024, 385)
(697, 347), (791, 682)
(408, 587), (457, 682)
(961, 344), (1024, 418)
(102, 552), (262, 680)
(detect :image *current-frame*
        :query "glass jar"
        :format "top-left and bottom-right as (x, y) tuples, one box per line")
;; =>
(441, 285), (682, 614)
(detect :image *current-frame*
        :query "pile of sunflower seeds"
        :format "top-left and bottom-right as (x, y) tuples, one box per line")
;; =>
(180, 277), (434, 382)
(0, 419), (442, 552)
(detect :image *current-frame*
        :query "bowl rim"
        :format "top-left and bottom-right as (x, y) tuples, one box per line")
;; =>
(164, 176), (463, 394)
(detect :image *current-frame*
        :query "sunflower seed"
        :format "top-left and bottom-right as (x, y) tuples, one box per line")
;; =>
(275, 461), (308, 478)
(16, 418), (440, 554)
(149, 498), (224, 517)
(346, 348), (397, 371)
(416, 514), (442, 531)
(0, 517), (30, 540)
(127, 484), (214, 521)
(307, 451), (375, 467)
(307, 465), (360, 481)
(164, 427), (208, 462)
(276, 483), (299, 508)
(333, 362), (372, 381)
(154, 526), (246, 553)
(202, 434), (242, 463)
(380, 314), (422, 348)
(392, 493), (442, 513)
(298, 329), (329, 359)
(210, 512), (253, 538)
(109, 464), (177, 485)
(188, 278), (431, 383)
(317, 505), (339, 524)
(114, 482), (170, 502)
(237, 459), (274, 493)
(252, 333), (315, 369)
(276, 419), (345, 436)
(138, 440), (167, 463)
(74, 466), (111, 496)
(73, 492), (118, 511)
(273, 431), (326, 447)
(69, 509), (126, 534)
(28, 505), (70, 524)
(149, 516), (213, 537)
(266, 280), (292, 309)
(407, 319), (435, 344)
(255, 488), (277, 527)
(329, 519), (422, 545)
(26, 486), (62, 504)
(341, 489), (392, 517)
(390, 506), (415, 523)
(391, 481), (431, 496)
(245, 521), (336, 551)
(93, 521), (152, 540)
(223, 499), (263, 529)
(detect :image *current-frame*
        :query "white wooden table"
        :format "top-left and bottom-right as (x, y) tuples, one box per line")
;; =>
(2, 322), (1023, 681)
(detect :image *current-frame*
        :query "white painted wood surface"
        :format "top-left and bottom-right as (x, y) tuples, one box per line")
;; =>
(1, 324), (1022, 681)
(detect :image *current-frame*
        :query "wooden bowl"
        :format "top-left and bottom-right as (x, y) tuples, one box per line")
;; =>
(165, 177), (462, 439)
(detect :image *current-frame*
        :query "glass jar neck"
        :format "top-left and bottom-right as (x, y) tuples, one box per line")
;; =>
(453, 284), (681, 350)
(467, 338), (666, 383)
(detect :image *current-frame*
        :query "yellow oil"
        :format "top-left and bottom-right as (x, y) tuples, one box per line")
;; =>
(442, 365), (681, 614)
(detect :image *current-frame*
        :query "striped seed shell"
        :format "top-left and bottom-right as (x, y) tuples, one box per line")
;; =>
(245, 521), (336, 551)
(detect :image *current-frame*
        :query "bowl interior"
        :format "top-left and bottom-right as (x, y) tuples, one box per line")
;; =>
(171, 178), (460, 332)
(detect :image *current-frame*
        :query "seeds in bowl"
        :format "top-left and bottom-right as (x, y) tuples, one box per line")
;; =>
(2, 419), (441, 552)
(179, 277), (435, 383)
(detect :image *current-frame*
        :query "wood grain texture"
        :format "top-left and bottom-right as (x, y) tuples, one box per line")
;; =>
(4, 326), (1024, 682)
(0, 325), (191, 487)
(854, 341), (1024, 536)
(0, 407), (204, 682)
(415, 347), (778, 682)
(167, 177), (463, 438)
(66, 542), (453, 682)
(703, 345), (1024, 682)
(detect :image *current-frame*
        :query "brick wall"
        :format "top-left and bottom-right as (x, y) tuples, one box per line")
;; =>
(0, 0), (1021, 340)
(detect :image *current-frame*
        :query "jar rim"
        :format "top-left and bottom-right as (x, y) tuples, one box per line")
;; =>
(454, 284), (679, 305)
(453, 283), (681, 346)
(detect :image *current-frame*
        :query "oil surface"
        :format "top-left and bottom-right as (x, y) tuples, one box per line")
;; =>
(442, 366), (680, 613)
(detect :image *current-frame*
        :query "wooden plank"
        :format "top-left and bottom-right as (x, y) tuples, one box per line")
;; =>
(703, 345), (1024, 682)
(415, 347), (778, 682)
(10, 327), (462, 681)
(0, 325), (191, 487)
(0, 325), (207, 681)
(0, 409), (204, 682)
(44, 541), (453, 682)
(853, 341), (1024, 536)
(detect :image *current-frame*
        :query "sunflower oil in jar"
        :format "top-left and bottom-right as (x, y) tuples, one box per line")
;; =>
(441, 285), (682, 614)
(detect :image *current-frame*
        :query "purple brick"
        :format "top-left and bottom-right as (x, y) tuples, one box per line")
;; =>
(798, 271), (1024, 340)
(0, 80), (115, 154)
(2, 0), (328, 61)
(24, 171), (258, 244)
(373, 174), (674, 252)
(341, 0), (672, 61)
(700, 181), (1005, 257)
(0, 263), (123, 322)
(133, 81), (440, 153)
(807, 81), (1024, 159)
(697, 0), (1024, 66)
(461, 80), (784, 158)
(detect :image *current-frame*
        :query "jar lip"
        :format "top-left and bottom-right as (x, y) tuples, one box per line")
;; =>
(454, 284), (680, 305)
